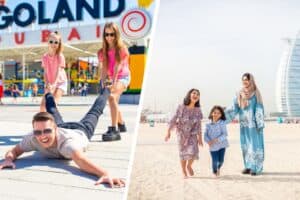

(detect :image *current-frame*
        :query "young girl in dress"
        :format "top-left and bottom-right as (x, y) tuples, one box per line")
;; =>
(165, 89), (203, 178)
(40, 31), (67, 112)
(98, 22), (131, 141)
(204, 106), (229, 177)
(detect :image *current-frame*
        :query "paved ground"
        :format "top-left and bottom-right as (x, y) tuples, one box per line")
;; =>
(0, 96), (138, 200)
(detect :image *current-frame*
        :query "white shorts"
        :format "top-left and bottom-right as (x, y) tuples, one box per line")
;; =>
(118, 75), (131, 88)
(56, 82), (68, 94)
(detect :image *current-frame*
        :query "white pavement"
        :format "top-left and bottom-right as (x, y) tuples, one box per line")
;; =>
(0, 98), (139, 200)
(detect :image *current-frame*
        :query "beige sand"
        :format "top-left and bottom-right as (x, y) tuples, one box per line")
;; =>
(127, 122), (300, 200)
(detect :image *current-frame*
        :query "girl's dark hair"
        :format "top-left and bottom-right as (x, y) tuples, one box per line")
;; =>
(0, 73), (2, 79)
(208, 105), (226, 121)
(183, 88), (200, 107)
(242, 72), (251, 80)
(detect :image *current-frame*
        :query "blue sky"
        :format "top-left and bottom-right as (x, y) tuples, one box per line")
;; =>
(142, 0), (300, 115)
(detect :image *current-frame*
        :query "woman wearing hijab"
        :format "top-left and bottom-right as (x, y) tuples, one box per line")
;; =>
(226, 73), (264, 176)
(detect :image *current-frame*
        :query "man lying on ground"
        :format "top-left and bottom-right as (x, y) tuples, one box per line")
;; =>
(0, 88), (125, 187)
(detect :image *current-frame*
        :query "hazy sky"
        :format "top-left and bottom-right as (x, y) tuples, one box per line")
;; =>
(142, 0), (300, 115)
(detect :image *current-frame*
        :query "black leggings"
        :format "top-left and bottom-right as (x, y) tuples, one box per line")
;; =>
(45, 89), (109, 140)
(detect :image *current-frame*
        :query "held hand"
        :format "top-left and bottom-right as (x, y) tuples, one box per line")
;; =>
(165, 131), (171, 142)
(100, 79), (105, 90)
(213, 138), (219, 143)
(95, 175), (125, 188)
(198, 139), (203, 147)
(208, 138), (218, 146)
(0, 159), (16, 170)
(45, 83), (54, 93)
(99, 80), (105, 94)
(44, 84), (51, 94)
(110, 81), (118, 93)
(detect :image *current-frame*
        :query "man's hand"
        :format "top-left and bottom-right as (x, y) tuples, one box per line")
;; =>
(0, 159), (16, 170)
(95, 175), (125, 188)
(1, 145), (23, 170)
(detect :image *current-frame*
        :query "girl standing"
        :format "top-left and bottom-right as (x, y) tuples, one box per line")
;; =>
(226, 73), (264, 176)
(165, 89), (203, 178)
(98, 22), (131, 141)
(40, 31), (67, 112)
(204, 106), (229, 177)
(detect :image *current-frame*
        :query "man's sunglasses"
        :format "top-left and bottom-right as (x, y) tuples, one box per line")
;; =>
(33, 128), (53, 136)
(104, 32), (115, 37)
(49, 40), (60, 45)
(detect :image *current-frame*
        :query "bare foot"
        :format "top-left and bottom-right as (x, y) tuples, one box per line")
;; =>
(216, 169), (220, 177)
(213, 173), (219, 178)
(187, 165), (194, 176)
(183, 171), (188, 179)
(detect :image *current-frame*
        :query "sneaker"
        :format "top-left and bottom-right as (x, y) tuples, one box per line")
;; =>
(118, 123), (127, 132)
(102, 126), (121, 141)
(242, 168), (251, 174)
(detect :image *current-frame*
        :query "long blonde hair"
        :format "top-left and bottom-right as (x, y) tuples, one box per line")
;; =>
(101, 22), (126, 70)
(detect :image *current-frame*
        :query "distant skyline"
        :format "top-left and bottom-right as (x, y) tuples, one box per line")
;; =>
(142, 0), (300, 115)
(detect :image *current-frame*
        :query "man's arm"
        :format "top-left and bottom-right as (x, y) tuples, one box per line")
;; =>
(71, 150), (108, 177)
(71, 150), (125, 187)
(0, 144), (24, 169)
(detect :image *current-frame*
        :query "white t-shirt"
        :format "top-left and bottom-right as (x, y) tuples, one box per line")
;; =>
(19, 128), (89, 159)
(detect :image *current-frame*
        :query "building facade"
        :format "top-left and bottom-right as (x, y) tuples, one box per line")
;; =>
(276, 34), (300, 117)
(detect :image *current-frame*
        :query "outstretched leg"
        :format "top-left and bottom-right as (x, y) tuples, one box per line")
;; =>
(45, 92), (64, 125)
(79, 88), (110, 139)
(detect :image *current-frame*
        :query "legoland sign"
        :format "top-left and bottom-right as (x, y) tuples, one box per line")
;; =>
(0, 0), (153, 48)
(0, 0), (125, 29)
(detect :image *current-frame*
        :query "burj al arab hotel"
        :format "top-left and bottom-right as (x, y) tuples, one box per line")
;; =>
(276, 33), (300, 117)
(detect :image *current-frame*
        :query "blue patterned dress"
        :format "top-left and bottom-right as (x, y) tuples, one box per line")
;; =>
(226, 95), (265, 174)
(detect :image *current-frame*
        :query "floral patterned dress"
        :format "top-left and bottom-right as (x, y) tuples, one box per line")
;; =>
(169, 105), (203, 160)
(226, 95), (265, 174)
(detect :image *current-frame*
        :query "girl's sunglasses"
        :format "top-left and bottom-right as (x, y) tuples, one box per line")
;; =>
(49, 40), (59, 45)
(33, 128), (53, 136)
(105, 32), (115, 37)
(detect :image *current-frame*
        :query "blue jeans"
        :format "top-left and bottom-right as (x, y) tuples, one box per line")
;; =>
(210, 148), (226, 174)
(45, 89), (110, 140)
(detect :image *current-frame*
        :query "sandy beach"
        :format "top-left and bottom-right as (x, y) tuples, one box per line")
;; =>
(127, 122), (300, 200)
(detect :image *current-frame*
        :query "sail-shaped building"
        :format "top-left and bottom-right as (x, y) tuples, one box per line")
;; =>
(276, 34), (300, 117)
